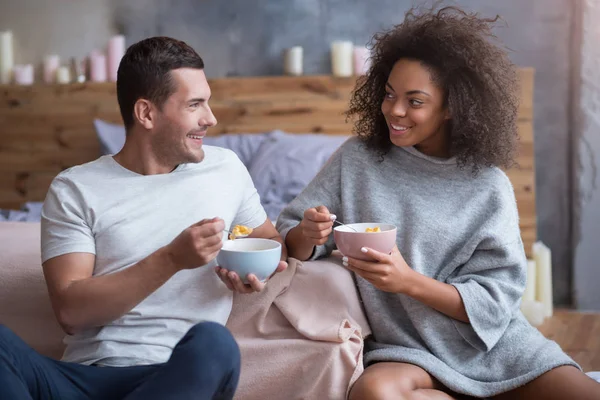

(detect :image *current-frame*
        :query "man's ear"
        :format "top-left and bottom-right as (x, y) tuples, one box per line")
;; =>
(133, 99), (155, 130)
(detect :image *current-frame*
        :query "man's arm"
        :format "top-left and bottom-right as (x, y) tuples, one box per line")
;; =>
(43, 249), (178, 335)
(44, 218), (225, 335)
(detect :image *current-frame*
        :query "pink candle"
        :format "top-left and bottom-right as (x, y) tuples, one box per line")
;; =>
(13, 64), (34, 85)
(43, 55), (60, 84)
(89, 50), (107, 82)
(353, 46), (371, 76)
(107, 35), (125, 82)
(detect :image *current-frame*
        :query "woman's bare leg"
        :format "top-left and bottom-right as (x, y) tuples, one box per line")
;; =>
(492, 366), (600, 400)
(349, 362), (459, 400)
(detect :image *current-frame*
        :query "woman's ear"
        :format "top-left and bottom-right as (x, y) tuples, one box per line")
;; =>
(133, 99), (155, 130)
(444, 106), (451, 121)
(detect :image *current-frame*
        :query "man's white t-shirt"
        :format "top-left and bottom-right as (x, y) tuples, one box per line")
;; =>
(41, 146), (267, 367)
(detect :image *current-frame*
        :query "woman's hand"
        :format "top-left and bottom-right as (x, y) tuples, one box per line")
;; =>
(343, 245), (470, 322)
(342, 245), (415, 293)
(299, 205), (335, 246)
(285, 205), (335, 261)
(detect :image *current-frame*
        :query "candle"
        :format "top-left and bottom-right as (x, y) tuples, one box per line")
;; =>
(0, 31), (14, 84)
(283, 46), (303, 76)
(522, 259), (537, 302)
(331, 40), (354, 77)
(56, 66), (71, 84)
(107, 35), (126, 82)
(533, 241), (553, 318)
(353, 46), (371, 76)
(520, 300), (545, 327)
(13, 64), (34, 85)
(89, 50), (107, 82)
(43, 55), (60, 84)
(71, 58), (86, 83)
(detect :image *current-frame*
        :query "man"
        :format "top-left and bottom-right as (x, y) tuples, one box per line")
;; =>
(0, 36), (287, 400)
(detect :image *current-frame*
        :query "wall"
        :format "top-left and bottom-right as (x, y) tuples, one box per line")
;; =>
(0, 0), (114, 77)
(574, 0), (600, 310)
(0, 0), (579, 305)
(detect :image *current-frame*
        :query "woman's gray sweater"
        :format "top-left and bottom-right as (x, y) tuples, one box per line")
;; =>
(276, 137), (576, 397)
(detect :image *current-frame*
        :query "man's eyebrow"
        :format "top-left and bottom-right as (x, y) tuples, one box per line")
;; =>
(187, 95), (211, 103)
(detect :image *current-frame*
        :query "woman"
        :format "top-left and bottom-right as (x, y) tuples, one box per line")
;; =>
(276, 6), (600, 400)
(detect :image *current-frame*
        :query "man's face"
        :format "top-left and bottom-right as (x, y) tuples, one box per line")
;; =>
(151, 68), (217, 165)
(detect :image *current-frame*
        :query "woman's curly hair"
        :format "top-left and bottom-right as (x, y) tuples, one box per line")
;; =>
(346, 5), (519, 171)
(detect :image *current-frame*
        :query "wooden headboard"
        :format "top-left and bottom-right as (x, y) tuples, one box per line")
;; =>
(0, 68), (536, 255)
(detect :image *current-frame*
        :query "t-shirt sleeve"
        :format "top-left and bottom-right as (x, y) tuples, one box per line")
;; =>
(231, 157), (268, 230)
(447, 175), (527, 352)
(41, 177), (96, 263)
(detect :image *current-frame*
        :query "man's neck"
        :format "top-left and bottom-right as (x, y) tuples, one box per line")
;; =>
(113, 132), (177, 176)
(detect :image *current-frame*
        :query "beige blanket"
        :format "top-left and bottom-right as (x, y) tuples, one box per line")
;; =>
(0, 222), (65, 359)
(0, 222), (370, 398)
(227, 256), (371, 400)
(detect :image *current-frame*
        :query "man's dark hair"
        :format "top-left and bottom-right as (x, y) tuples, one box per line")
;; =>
(116, 36), (205, 129)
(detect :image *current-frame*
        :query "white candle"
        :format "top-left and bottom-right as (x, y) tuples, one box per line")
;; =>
(43, 55), (60, 84)
(107, 35), (125, 82)
(283, 46), (303, 76)
(0, 31), (14, 84)
(56, 66), (71, 84)
(13, 64), (34, 85)
(522, 259), (537, 302)
(353, 46), (371, 76)
(533, 241), (553, 318)
(520, 300), (545, 327)
(331, 40), (354, 77)
(89, 50), (107, 82)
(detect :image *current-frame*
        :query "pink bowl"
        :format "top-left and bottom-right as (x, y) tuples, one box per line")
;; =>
(333, 223), (397, 261)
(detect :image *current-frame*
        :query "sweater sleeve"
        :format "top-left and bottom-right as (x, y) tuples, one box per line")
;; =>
(446, 174), (527, 352)
(276, 144), (344, 260)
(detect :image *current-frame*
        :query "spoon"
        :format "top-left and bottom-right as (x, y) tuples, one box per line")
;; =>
(224, 229), (249, 239)
(330, 215), (358, 232)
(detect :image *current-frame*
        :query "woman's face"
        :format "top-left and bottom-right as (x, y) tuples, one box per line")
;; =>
(381, 58), (450, 158)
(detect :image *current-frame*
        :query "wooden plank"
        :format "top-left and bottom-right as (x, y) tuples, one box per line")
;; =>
(207, 75), (356, 101)
(538, 310), (600, 372)
(0, 150), (98, 172)
(518, 68), (535, 122)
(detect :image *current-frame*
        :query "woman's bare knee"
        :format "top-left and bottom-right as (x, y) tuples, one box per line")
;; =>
(349, 362), (438, 400)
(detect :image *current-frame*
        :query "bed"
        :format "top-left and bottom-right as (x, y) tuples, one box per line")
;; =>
(0, 69), (536, 254)
(0, 68), (557, 399)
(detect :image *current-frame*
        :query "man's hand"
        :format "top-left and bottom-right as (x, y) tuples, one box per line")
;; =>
(165, 218), (225, 271)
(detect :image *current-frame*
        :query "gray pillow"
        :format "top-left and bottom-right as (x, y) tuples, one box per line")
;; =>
(92, 119), (268, 168)
(247, 130), (350, 222)
(94, 119), (126, 155)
